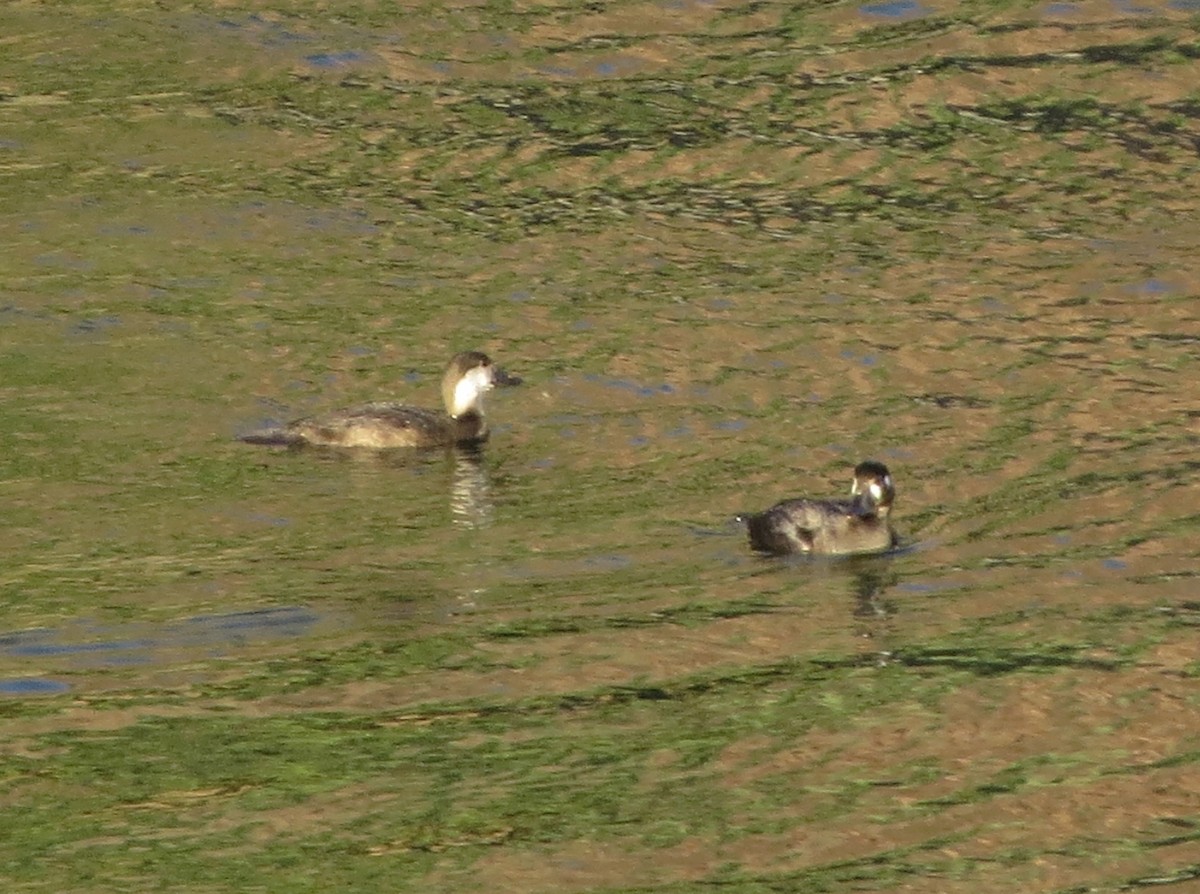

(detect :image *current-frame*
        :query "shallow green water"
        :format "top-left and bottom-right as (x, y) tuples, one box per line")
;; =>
(2, 2), (1199, 892)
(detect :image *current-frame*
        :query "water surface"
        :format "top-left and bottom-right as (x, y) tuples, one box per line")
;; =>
(1, 2), (1198, 892)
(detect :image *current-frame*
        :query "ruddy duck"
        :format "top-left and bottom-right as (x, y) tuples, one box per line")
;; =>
(740, 460), (897, 556)
(238, 351), (517, 449)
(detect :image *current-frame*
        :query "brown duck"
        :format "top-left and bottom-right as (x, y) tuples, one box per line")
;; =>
(740, 460), (898, 556)
(238, 351), (517, 449)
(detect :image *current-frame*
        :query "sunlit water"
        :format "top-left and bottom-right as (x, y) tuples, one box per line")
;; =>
(2, 2), (1198, 892)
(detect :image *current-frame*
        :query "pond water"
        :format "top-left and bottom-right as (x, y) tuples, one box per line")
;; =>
(1, 2), (1198, 892)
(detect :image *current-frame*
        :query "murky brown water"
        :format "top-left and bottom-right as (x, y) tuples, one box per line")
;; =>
(2, 1), (1199, 891)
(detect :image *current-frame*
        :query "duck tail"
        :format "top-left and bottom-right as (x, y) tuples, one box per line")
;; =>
(236, 428), (302, 447)
(739, 511), (783, 554)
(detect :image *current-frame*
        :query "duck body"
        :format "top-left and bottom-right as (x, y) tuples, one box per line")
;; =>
(741, 461), (897, 557)
(239, 351), (512, 450)
(252, 402), (488, 449)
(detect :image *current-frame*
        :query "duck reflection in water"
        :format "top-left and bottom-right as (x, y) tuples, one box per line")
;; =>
(450, 445), (494, 529)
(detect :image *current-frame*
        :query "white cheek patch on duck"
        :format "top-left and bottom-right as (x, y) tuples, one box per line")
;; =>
(869, 482), (884, 502)
(451, 367), (493, 417)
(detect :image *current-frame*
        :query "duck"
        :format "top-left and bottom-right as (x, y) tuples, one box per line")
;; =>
(238, 351), (517, 449)
(739, 460), (898, 556)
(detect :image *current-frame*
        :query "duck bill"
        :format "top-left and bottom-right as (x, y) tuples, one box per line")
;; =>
(492, 367), (522, 387)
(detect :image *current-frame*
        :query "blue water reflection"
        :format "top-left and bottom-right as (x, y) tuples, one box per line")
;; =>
(0, 678), (70, 696)
(861, 0), (928, 17)
(0, 607), (321, 677)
